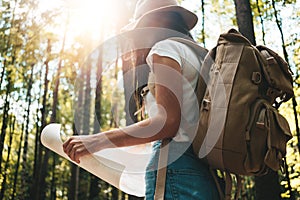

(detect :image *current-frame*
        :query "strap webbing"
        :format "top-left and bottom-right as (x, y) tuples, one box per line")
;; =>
(209, 168), (225, 200)
(154, 139), (170, 200)
(234, 175), (242, 200)
(224, 172), (243, 200)
(225, 172), (233, 200)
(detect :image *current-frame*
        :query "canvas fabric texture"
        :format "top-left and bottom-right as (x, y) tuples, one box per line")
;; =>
(193, 29), (293, 176)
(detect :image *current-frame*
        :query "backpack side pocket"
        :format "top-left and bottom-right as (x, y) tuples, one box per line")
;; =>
(244, 99), (292, 176)
(264, 107), (292, 171)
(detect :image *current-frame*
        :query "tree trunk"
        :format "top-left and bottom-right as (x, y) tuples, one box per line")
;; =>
(0, 0), (17, 89)
(0, 81), (11, 167)
(233, 0), (256, 45)
(111, 186), (119, 200)
(70, 70), (85, 200)
(31, 39), (51, 200)
(21, 64), (35, 199)
(88, 45), (103, 200)
(255, 170), (280, 200)
(69, 124), (80, 200)
(78, 56), (93, 200)
(255, 0), (266, 45)
(50, 152), (57, 200)
(292, 97), (300, 156)
(83, 58), (92, 134)
(69, 68), (84, 200)
(0, 116), (15, 200)
(0, 49), (15, 167)
(31, 63), (44, 198)
(88, 175), (100, 200)
(200, 0), (206, 47)
(11, 119), (26, 200)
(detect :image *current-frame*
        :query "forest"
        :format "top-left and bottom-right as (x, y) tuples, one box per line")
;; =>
(0, 0), (299, 199)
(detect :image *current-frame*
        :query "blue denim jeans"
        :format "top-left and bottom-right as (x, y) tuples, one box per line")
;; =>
(145, 141), (219, 200)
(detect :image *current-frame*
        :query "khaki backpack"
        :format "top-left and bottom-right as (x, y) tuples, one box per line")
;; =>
(192, 29), (294, 199)
(151, 29), (294, 200)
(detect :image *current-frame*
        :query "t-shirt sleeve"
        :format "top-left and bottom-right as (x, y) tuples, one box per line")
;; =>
(146, 40), (185, 71)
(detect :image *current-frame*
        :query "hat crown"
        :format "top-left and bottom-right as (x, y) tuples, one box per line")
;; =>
(134, 0), (179, 19)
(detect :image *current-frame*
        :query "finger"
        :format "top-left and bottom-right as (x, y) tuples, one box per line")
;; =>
(74, 144), (88, 164)
(74, 149), (81, 164)
(65, 140), (78, 157)
(64, 136), (81, 155)
(69, 144), (77, 162)
(70, 144), (81, 164)
(63, 137), (73, 153)
(62, 137), (72, 149)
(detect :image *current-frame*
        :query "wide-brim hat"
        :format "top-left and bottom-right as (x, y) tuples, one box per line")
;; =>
(122, 0), (198, 31)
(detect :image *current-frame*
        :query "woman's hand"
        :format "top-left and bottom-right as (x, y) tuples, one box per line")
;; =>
(63, 134), (103, 164)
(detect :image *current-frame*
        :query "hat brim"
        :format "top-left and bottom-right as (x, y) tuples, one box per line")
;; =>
(122, 5), (198, 31)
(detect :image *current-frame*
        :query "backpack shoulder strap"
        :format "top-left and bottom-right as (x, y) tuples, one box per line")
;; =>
(154, 139), (170, 200)
(167, 37), (208, 60)
(167, 37), (210, 104)
(146, 37), (208, 98)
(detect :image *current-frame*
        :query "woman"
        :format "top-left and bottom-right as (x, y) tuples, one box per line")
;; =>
(63, 0), (219, 199)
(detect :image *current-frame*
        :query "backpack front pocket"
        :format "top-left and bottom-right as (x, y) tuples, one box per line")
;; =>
(244, 99), (292, 176)
(264, 107), (292, 171)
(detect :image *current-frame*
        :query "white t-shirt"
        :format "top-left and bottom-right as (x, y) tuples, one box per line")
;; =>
(145, 39), (201, 142)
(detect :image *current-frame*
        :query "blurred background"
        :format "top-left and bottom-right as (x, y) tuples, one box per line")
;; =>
(0, 0), (299, 199)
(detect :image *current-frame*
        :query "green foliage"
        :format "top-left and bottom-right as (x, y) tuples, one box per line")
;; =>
(0, 0), (299, 199)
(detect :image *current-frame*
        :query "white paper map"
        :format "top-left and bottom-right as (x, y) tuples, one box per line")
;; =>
(41, 123), (152, 197)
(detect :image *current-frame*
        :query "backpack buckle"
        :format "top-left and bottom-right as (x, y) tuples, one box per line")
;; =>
(266, 56), (277, 65)
(141, 86), (150, 97)
(267, 87), (282, 104)
(202, 99), (211, 111)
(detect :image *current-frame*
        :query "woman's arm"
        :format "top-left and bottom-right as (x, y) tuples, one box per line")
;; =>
(63, 54), (183, 163)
